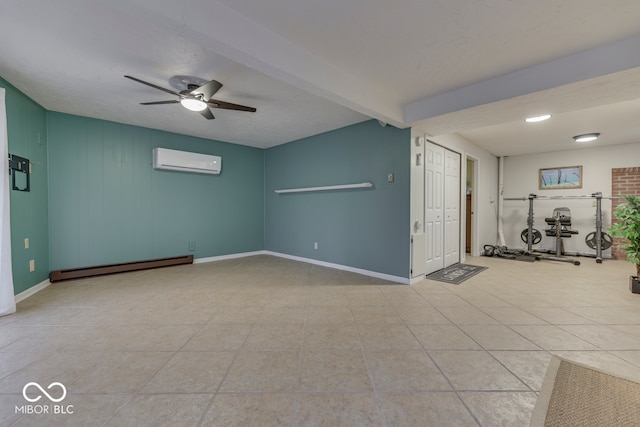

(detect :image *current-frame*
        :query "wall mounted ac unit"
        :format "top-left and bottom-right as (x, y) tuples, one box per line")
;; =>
(152, 148), (221, 175)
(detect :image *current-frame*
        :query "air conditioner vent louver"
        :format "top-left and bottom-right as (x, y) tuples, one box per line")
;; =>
(153, 148), (221, 175)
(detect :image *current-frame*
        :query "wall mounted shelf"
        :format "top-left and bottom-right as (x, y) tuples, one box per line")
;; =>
(274, 182), (373, 194)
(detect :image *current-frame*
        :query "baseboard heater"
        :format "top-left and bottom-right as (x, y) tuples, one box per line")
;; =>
(49, 255), (194, 282)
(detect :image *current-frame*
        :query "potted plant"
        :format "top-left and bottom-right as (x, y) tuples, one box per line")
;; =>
(609, 195), (640, 293)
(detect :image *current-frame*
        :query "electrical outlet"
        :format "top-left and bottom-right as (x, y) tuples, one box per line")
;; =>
(29, 259), (35, 272)
(387, 173), (394, 183)
(188, 241), (196, 251)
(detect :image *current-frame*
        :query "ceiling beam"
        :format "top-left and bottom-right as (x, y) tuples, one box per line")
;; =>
(112, 0), (405, 127)
(403, 33), (640, 124)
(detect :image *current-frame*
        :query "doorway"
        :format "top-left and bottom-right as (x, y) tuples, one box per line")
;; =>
(466, 156), (477, 254)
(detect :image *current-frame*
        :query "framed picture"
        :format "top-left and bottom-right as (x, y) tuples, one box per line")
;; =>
(539, 165), (582, 190)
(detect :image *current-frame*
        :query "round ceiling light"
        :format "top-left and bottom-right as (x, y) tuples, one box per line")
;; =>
(573, 133), (600, 143)
(525, 114), (551, 123)
(180, 97), (207, 112)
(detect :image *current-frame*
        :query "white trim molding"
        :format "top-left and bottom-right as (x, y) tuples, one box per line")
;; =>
(193, 250), (268, 264)
(15, 279), (51, 304)
(264, 251), (409, 284)
(196, 250), (409, 284)
(16, 250), (408, 305)
(409, 275), (426, 285)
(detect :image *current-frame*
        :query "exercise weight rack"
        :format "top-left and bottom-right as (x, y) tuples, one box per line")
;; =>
(504, 192), (619, 263)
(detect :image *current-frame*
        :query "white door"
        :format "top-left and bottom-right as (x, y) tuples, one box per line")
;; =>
(425, 142), (444, 274)
(444, 149), (460, 267)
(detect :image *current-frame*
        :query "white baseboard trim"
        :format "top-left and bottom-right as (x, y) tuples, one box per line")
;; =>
(264, 251), (410, 284)
(194, 250), (409, 284)
(15, 279), (51, 303)
(15, 253), (266, 302)
(409, 275), (426, 285)
(193, 250), (268, 264)
(14, 251), (409, 303)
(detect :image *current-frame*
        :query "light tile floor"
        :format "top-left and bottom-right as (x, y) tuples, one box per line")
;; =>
(1, 254), (639, 426)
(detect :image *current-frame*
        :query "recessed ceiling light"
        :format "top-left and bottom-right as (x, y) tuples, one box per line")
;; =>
(573, 133), (600, 143)
(525, 114), (551, 123)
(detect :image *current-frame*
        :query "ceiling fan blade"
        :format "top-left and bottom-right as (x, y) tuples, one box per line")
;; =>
(199, 108), (215, 120)
(140, 100), (180, 105)
(208, 99), (257, 112)
(124, 75), (181, 96)
(191, 79), (222, 101)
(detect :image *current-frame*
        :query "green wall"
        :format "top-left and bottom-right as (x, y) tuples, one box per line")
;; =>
(47, 113), (264, 270)
(1, 78), (49, 294)
(265, 120), (411, 278)
(3, 76), (413, 296)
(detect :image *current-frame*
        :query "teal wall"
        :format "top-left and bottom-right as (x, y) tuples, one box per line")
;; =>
(265, 120), (411, 278)
(1, 78), (49, 294)
(47, 112), (264, 270)
(3, 75), (412, 296)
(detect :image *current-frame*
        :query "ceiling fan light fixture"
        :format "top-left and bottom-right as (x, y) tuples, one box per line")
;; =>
(525, 114), (551, 123)
(573, 133), (600, 143)
(180, 97), (207, 112)
(125, 75), (255, 120)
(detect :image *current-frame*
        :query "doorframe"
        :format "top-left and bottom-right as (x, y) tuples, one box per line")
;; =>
(464, 154), (479, 257)
(444, 147), (462, 268)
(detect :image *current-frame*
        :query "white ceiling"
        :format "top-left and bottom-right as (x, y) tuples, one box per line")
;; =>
(1, 0), (639, 154)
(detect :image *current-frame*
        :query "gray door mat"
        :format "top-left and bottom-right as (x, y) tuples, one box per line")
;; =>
(425, 264), (488, 284)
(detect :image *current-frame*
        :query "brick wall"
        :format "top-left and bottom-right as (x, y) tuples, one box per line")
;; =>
(611, 167), (640, 259)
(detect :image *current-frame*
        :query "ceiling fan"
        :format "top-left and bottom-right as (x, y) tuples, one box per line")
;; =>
(124, 75), (256, 120)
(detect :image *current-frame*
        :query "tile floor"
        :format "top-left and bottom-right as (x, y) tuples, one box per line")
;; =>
(0, 254), (639, 426)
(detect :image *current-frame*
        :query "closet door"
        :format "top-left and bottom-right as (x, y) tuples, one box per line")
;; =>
(425, 142), (444, 274)
(444, 149), (461, 267)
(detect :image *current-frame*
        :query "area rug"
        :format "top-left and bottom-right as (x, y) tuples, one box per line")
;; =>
(425, 264), (487, 284)
(530, 356), (640, 426)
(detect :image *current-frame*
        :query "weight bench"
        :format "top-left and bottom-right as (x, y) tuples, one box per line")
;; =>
(538, 207), (580, 265)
